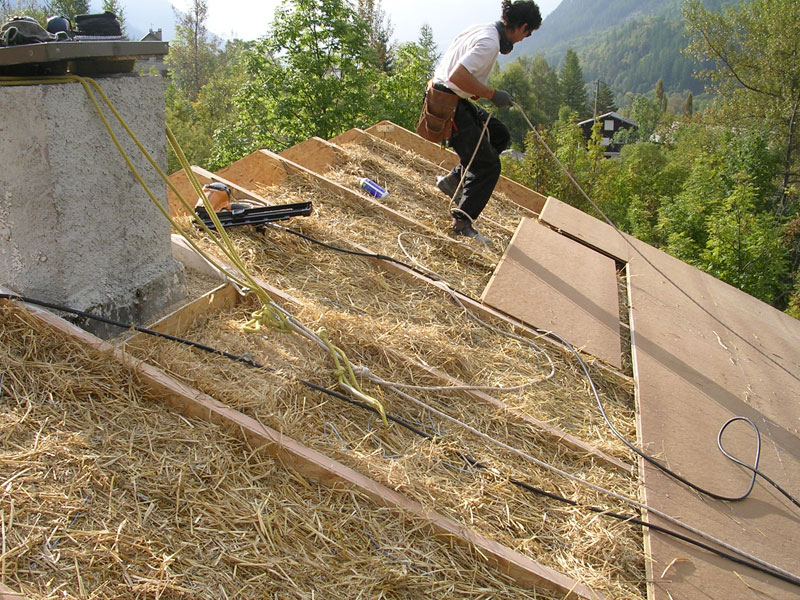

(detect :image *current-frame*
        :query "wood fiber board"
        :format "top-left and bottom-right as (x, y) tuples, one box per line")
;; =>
(623, 229), (800, 599)
(481, 217), (622, 368)
(539, 196), (632, 262)
(539, 195), (800, 597)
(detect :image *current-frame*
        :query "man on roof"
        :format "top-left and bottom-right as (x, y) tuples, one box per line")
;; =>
(430, 0), (541, 244)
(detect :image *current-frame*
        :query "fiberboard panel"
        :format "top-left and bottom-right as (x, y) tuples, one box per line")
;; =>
(628, 245), (800, 600)
(481, 217), (622, 368)
(540, 195), (800, 599)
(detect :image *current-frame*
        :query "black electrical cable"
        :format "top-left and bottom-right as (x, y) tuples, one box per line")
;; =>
(300, 379), (800, 588)
(262, 223), (483, 298)
(3, 293), (796, 586)
(262, 222), (800, 509)
(0, 293), (268, 370)
(560, 327), (800, 509)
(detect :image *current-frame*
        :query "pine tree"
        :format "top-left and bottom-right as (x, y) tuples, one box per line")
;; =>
(357, 0), (395, 73)
(655, 78), (665, 112)
(559, 48), (588, 117)
(683, 92), (693, 118)
(101, 0), (126, 36)
(594, 80), (617, 116)
(49, 0), (90, 19)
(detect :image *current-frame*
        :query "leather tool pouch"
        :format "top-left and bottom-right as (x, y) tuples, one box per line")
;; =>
(416, 82), (459, 144)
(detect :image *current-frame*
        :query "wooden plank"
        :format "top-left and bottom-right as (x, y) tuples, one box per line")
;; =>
(0, 584), (25, 600)
(280, 137), (345, 174)
(629, 252), (800, 600)
(365, 121), (459, 169)
(482, 218), (622, 368)
(166, 168), (200, 218)
(364, 120), (548, 214)
(539, 196), (631, 262)
(217, 149), (291, 191)
(125, 283), (241, 344)
(3, 294), (602, 600)
(190, 166), (272, 205)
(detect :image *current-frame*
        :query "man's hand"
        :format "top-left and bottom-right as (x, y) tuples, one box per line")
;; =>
(491, 89), (513, 108)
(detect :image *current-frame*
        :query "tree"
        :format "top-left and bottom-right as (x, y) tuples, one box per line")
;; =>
(372, 34), (437, 132)
(683, 92), (693, 118)
(559, 48), (588, 117)
(215, 0), (380, 162)
(655, 78), (667, 112)
(101, 0), (125, 36)
(593, 80), (617, 116)
(526, 54), (562, 126)
(357, 0), (395, 73)
(49, 0), (89, 19)
(167, 0), (220, 102)
(684, 0), (800, 216)
(489, 59), (535, 148)
(685, 0), (800, 313)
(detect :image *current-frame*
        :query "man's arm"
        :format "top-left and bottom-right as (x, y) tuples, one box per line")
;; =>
(448, 64), (494, 100)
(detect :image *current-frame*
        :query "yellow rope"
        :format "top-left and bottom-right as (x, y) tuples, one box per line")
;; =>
(1, 74), (387, 425)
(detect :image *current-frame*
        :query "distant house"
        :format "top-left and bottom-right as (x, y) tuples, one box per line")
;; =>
(578, 111), (637, 157)
(136, 29), (168, 77)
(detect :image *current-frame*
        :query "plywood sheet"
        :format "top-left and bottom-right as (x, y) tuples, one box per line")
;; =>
(540, 196), (800, 599)
(481, 217), (622, 368)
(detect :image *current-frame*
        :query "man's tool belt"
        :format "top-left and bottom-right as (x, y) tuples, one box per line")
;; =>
(416, 81), (459, 144)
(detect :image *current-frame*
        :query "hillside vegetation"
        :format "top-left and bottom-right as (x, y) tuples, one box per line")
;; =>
(508, 0), (732, 94)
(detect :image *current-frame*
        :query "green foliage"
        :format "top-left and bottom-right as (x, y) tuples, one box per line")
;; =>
(357, 0), (394, 73)
(684, 0), (800, 217)
(523, 54), (562, 125)
(1, 1), (48, 23)
(371, 36), (437, 131)
(593, 80), (617, 116)
(49, 0), (88, 19)
(167, 0), (220, 102)
(506, 107), (795, 312)
(489, 60), (535, 149)
(213, 0), (381, 164)
(559, 49), (587, 117)
(100, 0), (125, 36)
(513, 0), (730, 95)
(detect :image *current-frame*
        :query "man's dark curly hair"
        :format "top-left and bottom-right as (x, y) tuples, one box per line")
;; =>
(501, 0), (542, 32)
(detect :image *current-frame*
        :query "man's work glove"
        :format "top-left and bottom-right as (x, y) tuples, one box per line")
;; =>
(491, 89), (513, 108)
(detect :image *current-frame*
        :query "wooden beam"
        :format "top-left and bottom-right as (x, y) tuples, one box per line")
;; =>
(125, 283), (242, 345)
(190, 166), (272, 206)
(4, 295), (602, 600)
(280, 136), (346, 174)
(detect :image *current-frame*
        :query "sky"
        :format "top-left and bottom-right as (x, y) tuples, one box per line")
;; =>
(167, 0), (562, 51)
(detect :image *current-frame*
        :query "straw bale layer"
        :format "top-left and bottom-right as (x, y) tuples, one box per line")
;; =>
(1, 302), (567, 600)
(126, 141), (649, 597)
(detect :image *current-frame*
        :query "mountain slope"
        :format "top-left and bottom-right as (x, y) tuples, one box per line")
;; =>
(507, 0), (733, 95)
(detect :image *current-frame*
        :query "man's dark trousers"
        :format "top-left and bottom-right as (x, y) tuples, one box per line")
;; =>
(447, 99), (510, 221)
